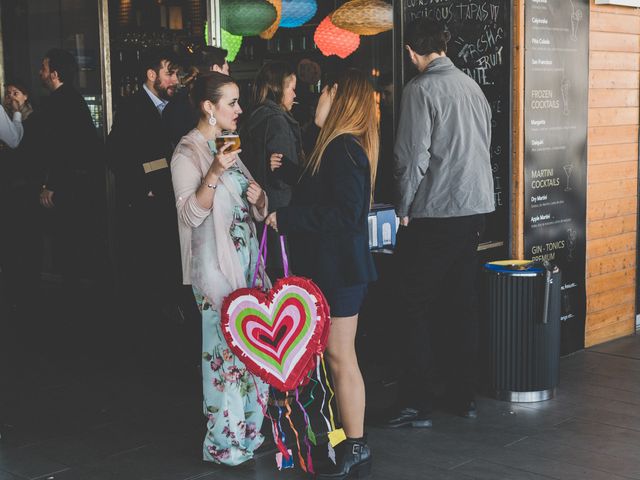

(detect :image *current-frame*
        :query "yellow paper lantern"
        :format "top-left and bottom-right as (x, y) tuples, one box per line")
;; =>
(330, 0), (392, 36)
(260, 0), (282, 39)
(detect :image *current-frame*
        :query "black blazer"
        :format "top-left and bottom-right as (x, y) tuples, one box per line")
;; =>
(162, 88), (199, 150)
(37, 83), (101, 208)
(107, 89), (173, 206)
(278, 134), (377, 291)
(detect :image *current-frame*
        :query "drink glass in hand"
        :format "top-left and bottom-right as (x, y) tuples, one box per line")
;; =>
(215, 131), (241, 153)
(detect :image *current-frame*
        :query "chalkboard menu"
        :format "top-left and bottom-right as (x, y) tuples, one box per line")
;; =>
(400, 0), (512, 256)
(523, 0), (589, 354)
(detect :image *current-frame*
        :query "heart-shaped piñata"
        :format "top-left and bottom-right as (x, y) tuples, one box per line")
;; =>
(221, 276), (330, 392)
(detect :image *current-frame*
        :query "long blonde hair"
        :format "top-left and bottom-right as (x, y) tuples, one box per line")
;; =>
(306, 69), (379, 200)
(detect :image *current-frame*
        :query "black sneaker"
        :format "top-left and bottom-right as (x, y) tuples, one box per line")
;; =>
(384, 407), (432, 428)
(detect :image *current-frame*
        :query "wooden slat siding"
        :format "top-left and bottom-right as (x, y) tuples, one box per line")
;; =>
(587, 232), (636, 259)
(588, 125), (639, 145)
(587, 285), (635, 313)
(586, 1), (639, 347)
(590, 11), (640, 34)
(590, 70), (639, 89)
(586, 302), (635, 332)
(589, 107), (640, 126)
(587, 251), (635, 277)
(587, 267), (636, 294)
(587, 197), (636, 222)
(590, 32), (640, 52)
(588, 161), (637, 183)
(586, 319), (636, 347)
(588, 214), (636, 241)
(588, 178), (637, 202)
(590, 51), (640, 71)
(589, 89), (639, 108)
(589, 143), (638, 164)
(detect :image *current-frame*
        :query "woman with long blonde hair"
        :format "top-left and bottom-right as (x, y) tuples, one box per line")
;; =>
(266, 69), (378, 479)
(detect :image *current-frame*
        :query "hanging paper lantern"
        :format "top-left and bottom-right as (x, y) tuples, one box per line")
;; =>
(314, 16), (360, 59)
(330, 0), (393, 36)
(280, 0), (317, 28)
(221, 0), (277, 36)
(260, 0), (282, 39)
(221, 29), (243, 62)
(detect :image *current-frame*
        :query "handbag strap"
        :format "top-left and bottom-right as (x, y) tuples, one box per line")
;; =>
(251, 224), (269, 288)
(251, 224), (291, 287)
(280, 235), (290, 277)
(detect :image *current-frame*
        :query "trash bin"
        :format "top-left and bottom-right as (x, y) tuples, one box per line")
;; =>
(484, 260), (561, 402)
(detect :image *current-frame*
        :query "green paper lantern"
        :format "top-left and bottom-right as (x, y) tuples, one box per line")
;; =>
(221, 0), (277, 36)
(222, 29), (243, 62)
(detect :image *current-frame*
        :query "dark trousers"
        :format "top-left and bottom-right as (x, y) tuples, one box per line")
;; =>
(0, 184), (42, 308)
(395, 214), (485, 409)
(117, 196), (181, 301)
(116, 195), (185, 358)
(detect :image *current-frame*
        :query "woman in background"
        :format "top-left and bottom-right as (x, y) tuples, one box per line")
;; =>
(266, 69), (378, 479)
(241, 61), (302, 279)
(0, 81), (39, 312)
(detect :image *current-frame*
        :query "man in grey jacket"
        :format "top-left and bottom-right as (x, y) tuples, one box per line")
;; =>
(387, 18), (494, 427)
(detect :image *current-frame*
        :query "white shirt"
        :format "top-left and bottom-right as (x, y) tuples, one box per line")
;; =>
(143, 84), (168, 115)
(0, 108), (23, 148)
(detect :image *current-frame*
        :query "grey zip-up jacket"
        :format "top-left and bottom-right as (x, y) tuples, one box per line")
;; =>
(393, 56), (495, 218)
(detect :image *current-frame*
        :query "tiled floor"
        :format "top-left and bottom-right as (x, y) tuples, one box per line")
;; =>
(1, 286), (639, 479)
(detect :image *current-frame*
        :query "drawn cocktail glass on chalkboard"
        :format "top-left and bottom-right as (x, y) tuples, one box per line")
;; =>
(561, 76), (570, 116)
(569, 0), (583, 41)
(567, 227), (577, 262)
(563, 163), (574, 191)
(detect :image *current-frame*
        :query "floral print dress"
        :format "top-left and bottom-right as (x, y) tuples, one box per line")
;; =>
(193, 163), (269, 465)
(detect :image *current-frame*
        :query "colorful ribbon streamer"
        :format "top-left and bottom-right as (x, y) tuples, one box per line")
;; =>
(284, 393), (307, 472)
(295, 386), (315, 472)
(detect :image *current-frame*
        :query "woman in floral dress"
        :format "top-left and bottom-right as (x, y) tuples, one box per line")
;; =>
(171, 72), (270, 465)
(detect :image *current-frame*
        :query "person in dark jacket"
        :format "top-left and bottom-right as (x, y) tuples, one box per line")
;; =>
(36, 49), (102, 297)
(241, 61), (302, 278)
(163, 46), (229, 149)
(266, 69), (379, 480)
(106, 48), (183, 330)
(0, 81), (38, 312)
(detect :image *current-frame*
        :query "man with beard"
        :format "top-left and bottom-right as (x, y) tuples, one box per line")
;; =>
(107, 48), (183, 354)
(163, 46), (229, 149)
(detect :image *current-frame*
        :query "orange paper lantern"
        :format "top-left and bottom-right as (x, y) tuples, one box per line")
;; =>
(330, 0), (392, 36)
(314, 16), (360, 59)
(260, 0), (282, 39)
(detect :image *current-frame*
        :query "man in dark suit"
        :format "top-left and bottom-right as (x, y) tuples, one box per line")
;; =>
(107, 48), (183, 336)
(37, 48), (102, 299)
(163, 46), (228, 149)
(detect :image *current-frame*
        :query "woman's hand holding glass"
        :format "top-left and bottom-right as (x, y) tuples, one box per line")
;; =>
(210, 142), (241, 177)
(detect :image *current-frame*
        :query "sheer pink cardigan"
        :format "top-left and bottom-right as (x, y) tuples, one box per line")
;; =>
(171, 128), (270, 308)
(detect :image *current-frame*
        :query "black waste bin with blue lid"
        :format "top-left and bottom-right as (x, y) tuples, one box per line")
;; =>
(484, 260), (561, 402)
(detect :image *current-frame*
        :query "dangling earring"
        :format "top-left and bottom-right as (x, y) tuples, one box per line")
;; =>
(208, 113), (217, 126)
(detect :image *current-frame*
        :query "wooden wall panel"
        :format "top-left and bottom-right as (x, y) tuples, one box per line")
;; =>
(585, 1), (639, 347)
(589, 143), (638, 164)
(588, 214), (636, 241)
(588, 161), (637, 183)
(589, 89), (639, 108)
